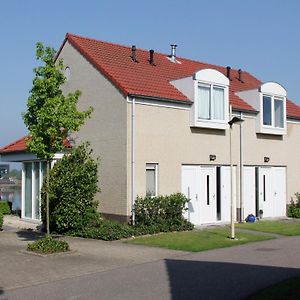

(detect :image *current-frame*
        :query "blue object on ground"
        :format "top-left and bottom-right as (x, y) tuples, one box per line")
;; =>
(246, 214), (256, 222)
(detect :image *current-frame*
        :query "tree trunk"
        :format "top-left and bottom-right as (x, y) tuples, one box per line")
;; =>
(46, 159), (50, 235)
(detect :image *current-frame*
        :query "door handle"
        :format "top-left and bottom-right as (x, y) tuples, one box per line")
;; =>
(195, 194), (198, 201)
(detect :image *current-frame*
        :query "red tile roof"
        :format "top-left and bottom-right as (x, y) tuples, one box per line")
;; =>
(0, 136), (28, 153)
(0, 136), (72, 154)
(61, 33), (300, 117)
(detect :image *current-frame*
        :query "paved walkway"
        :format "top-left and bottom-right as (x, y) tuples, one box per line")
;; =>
(0, 223), (300, 299)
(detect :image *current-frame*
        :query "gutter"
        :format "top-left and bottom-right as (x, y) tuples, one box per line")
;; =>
(128, 94), (193, 105)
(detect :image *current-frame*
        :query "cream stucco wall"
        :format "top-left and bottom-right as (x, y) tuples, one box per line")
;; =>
(128, 101), (300, 214)
(57, 41), (300, 219)
(58, 41), (128, 217)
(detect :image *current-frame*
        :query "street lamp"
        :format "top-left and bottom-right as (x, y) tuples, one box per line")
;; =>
(228, 115), (244, 239)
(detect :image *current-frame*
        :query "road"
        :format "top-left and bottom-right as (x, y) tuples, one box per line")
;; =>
(1, 234), (300, 300)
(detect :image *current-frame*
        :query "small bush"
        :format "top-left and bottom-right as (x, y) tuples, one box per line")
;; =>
(0, 209), (3, 230)
(0, 201), (12, 215)
(288, 193), (300, 219)
(134, 193), (193, 227)
(27, 235), (69, 254)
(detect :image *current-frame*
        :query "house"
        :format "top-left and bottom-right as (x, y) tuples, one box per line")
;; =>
(1, 33), (300, 225)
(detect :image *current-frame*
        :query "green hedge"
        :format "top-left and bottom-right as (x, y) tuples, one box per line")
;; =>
(0, 209), (3, 230)
(134, 193), (192, 226)
(288, 193), (300, 218)
(69, 218), (194, 241)
(0, 201), (12, 215)
(69, 193), (194, 241)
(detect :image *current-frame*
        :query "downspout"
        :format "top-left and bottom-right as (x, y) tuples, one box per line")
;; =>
(131, 97), (136, 225)
(240, 112), (244, 222)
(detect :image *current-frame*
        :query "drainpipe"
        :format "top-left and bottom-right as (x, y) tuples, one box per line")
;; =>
(240, 112), (244, 222)
(21, 164), (25, 219)
(131, 97), (136, 225)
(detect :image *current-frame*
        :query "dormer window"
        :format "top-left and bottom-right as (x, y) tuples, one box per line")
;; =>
(263, 95), (284, 128)
(259, 82), (286, 135)
(193, 69), (229, 129)
(236, 82), (287, 135)
(170, 68), (229, 130)
(198, 84), (225, 121)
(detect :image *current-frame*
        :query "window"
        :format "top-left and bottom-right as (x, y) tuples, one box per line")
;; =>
(197, 84), (225, 121)
(262, 94), (284, 128)
(146, 164), (158, 197)
(64, 67), (71, 82)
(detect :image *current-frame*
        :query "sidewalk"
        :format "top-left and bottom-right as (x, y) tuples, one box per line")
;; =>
(0, 229), (188, 291)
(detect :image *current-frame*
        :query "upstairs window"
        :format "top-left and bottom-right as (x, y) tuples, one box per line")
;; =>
(198, 84), (225, 121)
(263, 95), (284, 128)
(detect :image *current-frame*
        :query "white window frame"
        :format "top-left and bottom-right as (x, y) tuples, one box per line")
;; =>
(22, 161), (46, 221)
(192, 69), (230, 130)
(197, 83), (226, 121)
(259, 92), (286, 135)
(146, 163), (158, 197)
(262, 94), (284, 128)
(257, 82), (287, 135)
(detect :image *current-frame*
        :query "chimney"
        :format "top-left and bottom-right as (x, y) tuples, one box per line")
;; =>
(131, 45), (137, 62)
(238, 69), (243, 82)
(226, 66), (231, 80)
(170, 44), (177, 61)
(149, 49), (155, 65)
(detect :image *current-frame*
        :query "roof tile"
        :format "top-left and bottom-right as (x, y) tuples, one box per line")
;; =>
(64, 33), (300, 117)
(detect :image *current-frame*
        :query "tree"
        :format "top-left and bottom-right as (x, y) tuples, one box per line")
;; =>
(41, 143), (99, 233)
(23, 43), (93, 234)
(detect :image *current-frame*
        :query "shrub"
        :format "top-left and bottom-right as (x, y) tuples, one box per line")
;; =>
(0, 201), (12, 215)
(68, 193), (194, 241)
(69, 219), (135, 241)
(0, 209), (3, 230)
(41, 143), (99, 233)
(27, 235), (69, 254)
(288, 193), (300, 218)
(134, 193), (193, 227)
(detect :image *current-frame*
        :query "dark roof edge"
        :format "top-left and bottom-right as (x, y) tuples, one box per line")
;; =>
(232, 107), (258, 114)
(0, 149), (29, 155)
(287, 115), (300, 121)
(129, 94), (193, 105)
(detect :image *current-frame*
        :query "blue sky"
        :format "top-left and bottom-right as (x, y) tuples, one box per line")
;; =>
(1, 0), (300, 148)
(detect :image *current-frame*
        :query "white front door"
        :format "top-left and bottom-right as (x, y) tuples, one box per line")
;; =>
(243, 167), (256, 219)
(220, 166), (236, 222)
(182, 165), (217, 225)
(181, 166), (200, 225)
(272, 167), (286, 217)
(258, 167), (286, 218)
(199, 166), (217, 223)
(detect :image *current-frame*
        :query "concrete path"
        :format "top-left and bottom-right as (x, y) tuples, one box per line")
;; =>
(0, 230), (300, 299)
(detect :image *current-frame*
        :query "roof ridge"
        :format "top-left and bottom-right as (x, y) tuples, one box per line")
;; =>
(66, 33), (254, 75)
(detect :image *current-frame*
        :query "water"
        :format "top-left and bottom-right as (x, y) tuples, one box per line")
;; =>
(0, 187), (21, 210)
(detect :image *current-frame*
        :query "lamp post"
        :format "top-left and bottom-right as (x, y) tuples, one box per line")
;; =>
(228, 114), (244, 239)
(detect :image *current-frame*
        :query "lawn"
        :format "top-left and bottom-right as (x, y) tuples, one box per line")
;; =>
(127, 227), (273, 252)
(248, 276), (300, 300)
(236, 219), (300, 236)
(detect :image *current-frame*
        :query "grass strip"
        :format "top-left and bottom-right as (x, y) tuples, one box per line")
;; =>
(127, 227), (273, 252)
(236, 220), (300, 236)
